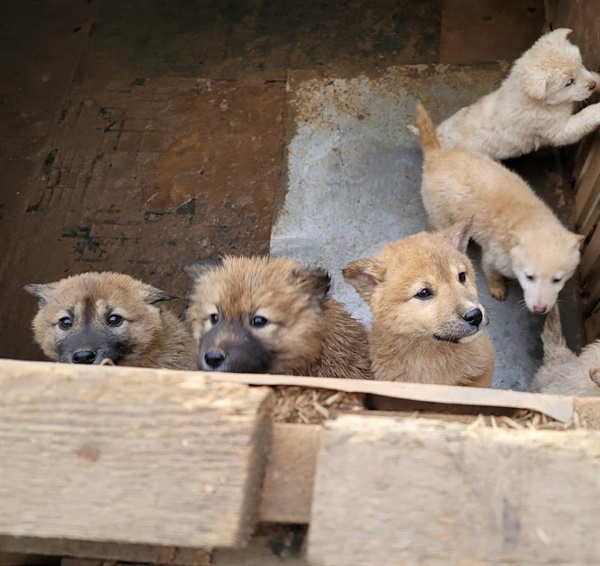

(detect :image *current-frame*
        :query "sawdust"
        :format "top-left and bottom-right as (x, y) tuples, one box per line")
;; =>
(271, 386), (365, 424)
(465, 408), (589, 431)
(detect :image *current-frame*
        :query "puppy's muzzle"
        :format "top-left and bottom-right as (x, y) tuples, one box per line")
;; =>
(587, 79), (597, 91)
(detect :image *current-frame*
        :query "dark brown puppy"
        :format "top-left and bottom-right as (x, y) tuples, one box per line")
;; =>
(25, 271), (195, 369)
(184, 255), (371, 379)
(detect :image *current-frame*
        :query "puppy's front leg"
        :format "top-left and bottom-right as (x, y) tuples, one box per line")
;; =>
(482, 250), (507, 301)
(551, 104), (600, 146)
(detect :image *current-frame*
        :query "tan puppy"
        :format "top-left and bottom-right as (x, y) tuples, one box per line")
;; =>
(530, 305), (600, 396)
(25, 272), (196, 369)
(417, 102), (583, 315)
(343, 229), (494, 387)
(184, 255), (370, 379)
(437, 29), (599, 159)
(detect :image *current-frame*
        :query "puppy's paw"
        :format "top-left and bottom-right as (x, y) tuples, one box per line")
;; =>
(488, 280), (507, 301)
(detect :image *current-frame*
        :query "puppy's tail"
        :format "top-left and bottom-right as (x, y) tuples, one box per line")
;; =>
(416, 102), (441, 153)
(541, 305), (570, 363)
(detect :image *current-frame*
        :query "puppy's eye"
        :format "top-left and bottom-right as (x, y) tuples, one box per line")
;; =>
(552, 276), (562, 284)
(526, 274), (535, 282)
(107, 314), (124, 327)
(415, 288), (432, 300)
(251, 315), (269, 328)
(458, 272), (467, 284)
(565, 79), (574, 87)
(209, 313), (219, 324)
(58, 316), (73, 330)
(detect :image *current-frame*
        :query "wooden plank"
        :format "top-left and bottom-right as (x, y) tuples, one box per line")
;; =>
(59, 525), (311, 565)
(572, 135), (600, 226)
(580, 220), (600, 281)
(573, 130), (596, 180)
(259, 424), (322, 524)
(584, 302), (600, 342)
(0, 360), (273, 549)
(578, 177), (600, 236)
(308, 415), (600, 566)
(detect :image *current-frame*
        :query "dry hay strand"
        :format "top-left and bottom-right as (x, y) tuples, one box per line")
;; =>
(99, 358), (116, 366)
(271, 385), (365, 424)
(501, 409), (581, 431)
(470, 410), (582, 431)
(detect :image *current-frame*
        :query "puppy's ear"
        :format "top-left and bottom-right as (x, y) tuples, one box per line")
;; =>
(524, 69), (547, 100)
(590, 367), (600, 388)
(441, 221), (471, 254)
(290, 266), (331, 302)
(552, 28), (573, 42)
(573, 233), (586, 249)
(342, 259), (385, 302)
(182, 257), (224, 280)
(145, 286), (176, 306)
(24, 283), (54, 308)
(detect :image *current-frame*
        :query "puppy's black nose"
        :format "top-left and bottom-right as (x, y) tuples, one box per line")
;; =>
(462, 308), (483, 327)
(204, 349), (226, 369)
(72, 350), (97, 364)
(589, 80), (597, 90)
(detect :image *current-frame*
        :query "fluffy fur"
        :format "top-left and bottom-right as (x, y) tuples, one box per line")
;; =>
(417, 102), (583, 314)
(184, 255), (370, 379)
(530, 305), (600, 396)
(343, 229), (494, 387)
(25, 272), (195, 369)
(437, 29), (600, 159)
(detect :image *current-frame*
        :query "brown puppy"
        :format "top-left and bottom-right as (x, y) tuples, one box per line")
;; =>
(25, 272), (195, 369)
(343, 229), (494, 387)
(184, 255), (370, 379)
(530, 305), (600, 397)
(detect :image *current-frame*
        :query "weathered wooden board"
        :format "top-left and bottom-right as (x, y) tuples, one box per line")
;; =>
(308, 414), (600, 566)
(259, 424), (322, 524)
(0, 360), (273, 549)
(58, 524), (310, 566)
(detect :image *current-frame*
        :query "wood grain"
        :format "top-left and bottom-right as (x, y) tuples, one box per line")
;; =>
(0, 360), (273, 549)
(259, 424), (322, 523)
(308, 414), (600, 565)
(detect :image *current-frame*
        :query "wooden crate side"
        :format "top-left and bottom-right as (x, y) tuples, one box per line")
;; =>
(308, 415), (600, 566)
(259, 424), (322, 524)
(0, 360), (273, 549)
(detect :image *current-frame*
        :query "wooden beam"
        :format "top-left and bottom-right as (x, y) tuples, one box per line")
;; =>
(259, 424), (322, 524)
(308, 414), (600, 565)
(0, 360), (273, 549)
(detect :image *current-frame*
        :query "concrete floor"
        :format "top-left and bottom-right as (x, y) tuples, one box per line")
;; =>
(1, 0), (581, 390)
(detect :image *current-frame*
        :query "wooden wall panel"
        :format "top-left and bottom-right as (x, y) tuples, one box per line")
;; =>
(549, 0), (600, 341)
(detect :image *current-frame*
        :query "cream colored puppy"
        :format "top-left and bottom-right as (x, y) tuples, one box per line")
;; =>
(417, 102), (583, 315)
(437, 29), (599, 160)
(530, 305), (600, 396)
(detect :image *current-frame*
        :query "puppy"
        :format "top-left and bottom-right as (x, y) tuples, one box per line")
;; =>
(343, 228), (494, 387)
(25, 272), (195, 369)
(437, 29), (599, 159)
(417, 102), (583, 314)
(184, 255), (370, 379)
(530, 305), (600, 396)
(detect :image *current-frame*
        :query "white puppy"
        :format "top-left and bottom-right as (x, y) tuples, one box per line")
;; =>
(530, 305), (600, 397)
(417, 103), (583, 315)
(437, 29), (600, 160)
